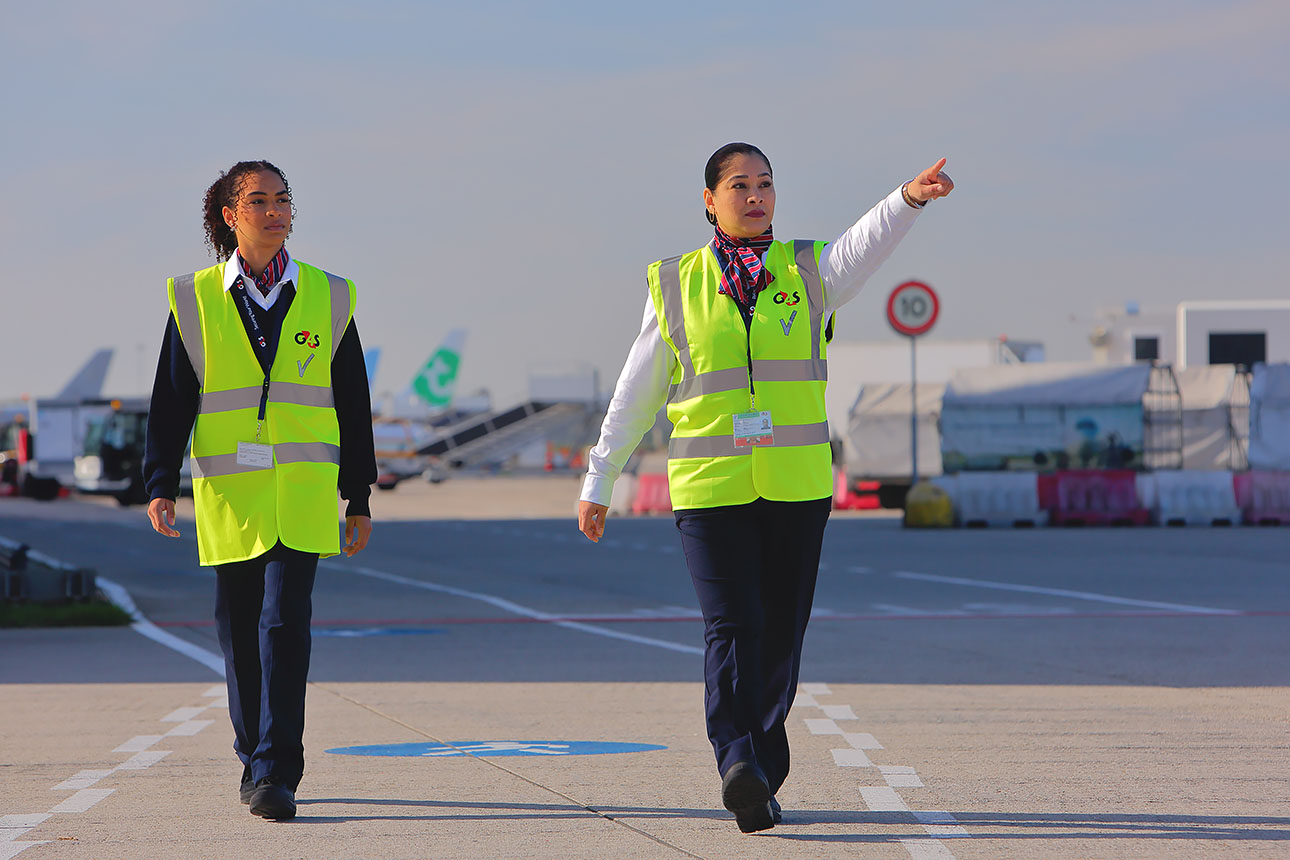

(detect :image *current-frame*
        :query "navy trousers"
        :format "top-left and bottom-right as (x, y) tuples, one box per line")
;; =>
(674, 496), (831, 794)
(214, 542), (318, 788)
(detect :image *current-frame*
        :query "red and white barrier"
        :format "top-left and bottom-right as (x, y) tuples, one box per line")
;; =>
(947, 472), (1047, 527)
(1049, 470), (1149, 526)
(1147, 471), (1241, 526)
(631, 473), (672, 515)
(1233, 471), (1290, 525)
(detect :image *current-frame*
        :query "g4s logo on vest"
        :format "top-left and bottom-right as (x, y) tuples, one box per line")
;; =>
(772, 290), (801, 306)
(294, 330), (321, 349)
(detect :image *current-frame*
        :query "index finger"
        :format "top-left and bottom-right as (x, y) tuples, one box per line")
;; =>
(926, 157), (947, 177)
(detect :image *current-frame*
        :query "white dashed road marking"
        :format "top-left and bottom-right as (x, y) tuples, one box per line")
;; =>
(48, 790), (115, 814)
(801, 684), (968, 859)
(0, 631), (227, 859)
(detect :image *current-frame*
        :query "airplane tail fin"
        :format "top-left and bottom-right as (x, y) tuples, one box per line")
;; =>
(55, 349), (113, 400)
(364, 347), (382, 392)
(410, 328), (466, 410)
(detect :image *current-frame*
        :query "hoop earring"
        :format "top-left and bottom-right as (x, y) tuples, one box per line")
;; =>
(705, 210), (717, 226)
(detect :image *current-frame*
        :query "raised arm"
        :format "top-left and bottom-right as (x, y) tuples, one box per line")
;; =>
(820, 158), (953, 313)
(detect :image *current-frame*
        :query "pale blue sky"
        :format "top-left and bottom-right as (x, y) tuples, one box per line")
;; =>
(2, 0), (1287, 404)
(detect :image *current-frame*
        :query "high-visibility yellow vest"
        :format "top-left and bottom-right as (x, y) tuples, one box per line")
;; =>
(648, 239), (833, 510)
(168, 261), (356, 565)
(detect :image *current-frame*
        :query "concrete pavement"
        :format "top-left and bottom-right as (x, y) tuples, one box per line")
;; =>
(2, 477), (1288, 858)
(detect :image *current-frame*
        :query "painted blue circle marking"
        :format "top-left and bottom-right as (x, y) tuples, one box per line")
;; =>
(326, 741), (667, 758)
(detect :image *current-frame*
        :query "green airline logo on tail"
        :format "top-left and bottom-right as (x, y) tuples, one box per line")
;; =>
(410, 329), (466, 409)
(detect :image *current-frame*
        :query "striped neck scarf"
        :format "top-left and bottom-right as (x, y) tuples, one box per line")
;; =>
(235, 246), (290, 298)
(711, 226), (774, 307)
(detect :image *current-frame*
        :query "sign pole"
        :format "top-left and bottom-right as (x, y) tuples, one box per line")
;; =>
(886, 280), (939, 492)
(910, 334), (918, 485)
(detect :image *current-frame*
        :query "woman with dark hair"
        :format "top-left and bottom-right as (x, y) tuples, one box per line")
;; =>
(143, 161), (376, 820)
(578, 143), (951, 833)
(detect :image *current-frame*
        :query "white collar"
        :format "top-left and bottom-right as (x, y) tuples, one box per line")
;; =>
(222, 250), (299, 310)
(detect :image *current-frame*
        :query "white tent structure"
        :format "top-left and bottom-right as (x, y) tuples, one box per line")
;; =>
(939, 363), (1181, 472)
(844, 382), (945, 482)
(1249, 362), (1290, 470)
(1173, 365), (1250, 471)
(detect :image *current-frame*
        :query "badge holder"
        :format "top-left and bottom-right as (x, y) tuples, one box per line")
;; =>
(733, 410), (774, 447)
(236, 378), (274, 467)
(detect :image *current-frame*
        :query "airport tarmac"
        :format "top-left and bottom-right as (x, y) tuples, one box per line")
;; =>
(1, 476), (1288, 859)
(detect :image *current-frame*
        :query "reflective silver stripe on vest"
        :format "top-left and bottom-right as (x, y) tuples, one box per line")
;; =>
(793, 240), (825, 362)
(668, 366), (748, 403)
(198, 381), (335, 415)
(751, 358), (828, 383)
(324, 270), (350, 359)
(190, 453), (266, 479)
(275, 441), (341, 466)
(668, 420), (830, 459)
(668, 359), (827, 402)
(190, 441), (340, 479)
(656, 256), (693, 378)
(667, 435), (752, 459)
(171, 273), (204, 384)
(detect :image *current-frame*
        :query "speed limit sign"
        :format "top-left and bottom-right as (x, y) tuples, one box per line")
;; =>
(887, 280), (939, 337)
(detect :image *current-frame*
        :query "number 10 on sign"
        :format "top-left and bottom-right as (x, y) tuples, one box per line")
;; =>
(886, 281), (940, 486)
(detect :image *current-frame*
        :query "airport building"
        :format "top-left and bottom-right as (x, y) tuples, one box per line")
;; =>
(1089, 300), (1290, 369)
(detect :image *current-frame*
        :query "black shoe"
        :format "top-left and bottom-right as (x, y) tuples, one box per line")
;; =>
(721, 762), (774, 833)
(249, 778), (296, 820)
(239, 767), (255, 804)
(770, 795), (782, 824)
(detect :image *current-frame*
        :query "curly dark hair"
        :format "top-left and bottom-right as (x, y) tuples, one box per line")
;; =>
(201, 160), (294, 259)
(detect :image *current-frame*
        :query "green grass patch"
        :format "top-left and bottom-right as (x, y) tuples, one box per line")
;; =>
(0, 598), (132, 628)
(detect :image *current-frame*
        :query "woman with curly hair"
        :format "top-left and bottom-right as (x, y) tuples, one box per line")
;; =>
(143, 160), (376, 820)
(578, 143), (952, 833)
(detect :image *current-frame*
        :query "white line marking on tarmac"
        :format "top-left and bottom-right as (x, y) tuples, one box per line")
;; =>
(116, 750), (171, 771)
(893, 571), (1239, 615)
(166, 720), (214, 737)
(820, 704), (857, 720)
(334, 563), (704, 656)
(161, 706), (207, 722)
(112, 735), (163, 753)
(886, 772), (925, 788)
(800, 682), (832, 695)
(860, 785), (907, 811)
(900, 839), (959, 859)
(830, 748), (872, 767)
(51, 770), (115, 791)
(804, 718), (843, 735)
(0, 815), (49, 844)
(0, 845), (49, 860)
(201, 685), (224, 698)
(48, 790), (114, 814)
(802, 685), (965, 859)
(97, 577), (226, 677)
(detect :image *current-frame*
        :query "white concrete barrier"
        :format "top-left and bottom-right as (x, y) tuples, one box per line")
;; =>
(952, 472), (1047, 527)
(1152, 470), (1241, 526)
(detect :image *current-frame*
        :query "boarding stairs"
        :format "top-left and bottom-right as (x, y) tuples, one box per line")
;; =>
(417, 401), (597, 470)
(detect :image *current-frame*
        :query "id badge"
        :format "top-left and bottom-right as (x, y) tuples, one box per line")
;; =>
(236, 441), (273, 468)
(732, 410), (774, 447)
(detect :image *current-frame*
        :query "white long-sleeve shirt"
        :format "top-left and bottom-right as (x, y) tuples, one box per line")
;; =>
(580, 185), (925, 506)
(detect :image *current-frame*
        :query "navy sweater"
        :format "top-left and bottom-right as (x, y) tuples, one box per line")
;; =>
(143, 296), (377, 518)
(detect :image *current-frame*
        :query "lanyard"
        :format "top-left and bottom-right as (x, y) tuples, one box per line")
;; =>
(233, 284), (277, 435)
